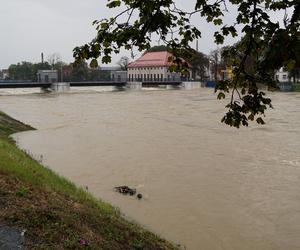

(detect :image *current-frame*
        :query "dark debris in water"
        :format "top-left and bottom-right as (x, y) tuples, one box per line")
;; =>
(114, 186), (136, 196)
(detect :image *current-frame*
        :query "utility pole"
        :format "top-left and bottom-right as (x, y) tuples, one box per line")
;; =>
(61, 64), (63, 82)
(41, 52), (44, 67)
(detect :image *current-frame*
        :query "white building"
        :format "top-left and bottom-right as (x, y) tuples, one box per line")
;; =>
(0, 69), (9, 80)
(275, 67), (300, 83)
(37, 70), (58, 83)
(127, 51), (190, 82)
(275, 67), (290, 82)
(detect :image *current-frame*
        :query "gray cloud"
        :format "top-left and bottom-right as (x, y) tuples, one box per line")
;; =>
(0, 0), (107, 68)
(0, 0), (291, 69)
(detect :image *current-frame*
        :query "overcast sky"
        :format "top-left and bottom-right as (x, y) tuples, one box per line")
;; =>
(0, 0), (289, 69)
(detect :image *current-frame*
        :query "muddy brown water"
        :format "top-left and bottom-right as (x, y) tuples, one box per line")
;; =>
(0, 87), (300, 250)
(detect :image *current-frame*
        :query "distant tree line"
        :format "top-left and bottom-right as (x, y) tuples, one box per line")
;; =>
(7, 59), (111, 82)
(8, 62), (51, 81)
(7, 47), (299, 83)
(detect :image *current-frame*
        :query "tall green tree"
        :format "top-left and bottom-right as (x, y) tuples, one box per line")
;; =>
(70, 61), (89, 81)
(189, 50), (209, 81)
(288, 67), (300, 83)
(73, 0), (300, 127)
(8, 62), (34, 80)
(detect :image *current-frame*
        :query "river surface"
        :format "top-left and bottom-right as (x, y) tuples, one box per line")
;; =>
(0, 87), (300, 250)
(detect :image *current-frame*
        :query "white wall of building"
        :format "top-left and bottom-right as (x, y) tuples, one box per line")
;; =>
(275, 67), (290, 83)
(37, 70), (58, 83)
(128, 66), (181, 81)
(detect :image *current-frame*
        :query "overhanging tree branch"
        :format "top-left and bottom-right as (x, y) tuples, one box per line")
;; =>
(73, 0), (300, 128)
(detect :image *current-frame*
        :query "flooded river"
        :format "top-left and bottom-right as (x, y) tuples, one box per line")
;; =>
(0, 87), (300, 250)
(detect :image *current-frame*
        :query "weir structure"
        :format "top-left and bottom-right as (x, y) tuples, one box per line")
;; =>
(0, 81), (188, 92)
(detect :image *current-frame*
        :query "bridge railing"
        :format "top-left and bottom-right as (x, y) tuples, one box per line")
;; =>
(0, 80), (33, 83)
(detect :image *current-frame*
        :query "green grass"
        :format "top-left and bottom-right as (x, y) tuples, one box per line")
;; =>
(0, 111), (34, 139)
(0, 111), (178, 249)
(292, 83), (300, 92)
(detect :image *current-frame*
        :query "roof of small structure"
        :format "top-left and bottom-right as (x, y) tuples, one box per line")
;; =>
(128, 51), (173, 68)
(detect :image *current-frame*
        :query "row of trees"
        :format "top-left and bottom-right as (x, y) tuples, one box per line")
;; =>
(7, 46), (299, 83)
(6, 48), (225, 82)
(8, 62), (52, 81)
(7, 59), (110, 82)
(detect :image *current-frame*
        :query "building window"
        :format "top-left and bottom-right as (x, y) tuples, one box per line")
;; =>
(282, 74), (287, 80)
(161, 74), (163, 81)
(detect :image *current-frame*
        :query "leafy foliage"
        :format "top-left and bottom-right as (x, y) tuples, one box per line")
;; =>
(73, 0), (300, 128)
(183, 48), (209, 81)
(7, 59), (114, 82)
(8, 62), (51, 81)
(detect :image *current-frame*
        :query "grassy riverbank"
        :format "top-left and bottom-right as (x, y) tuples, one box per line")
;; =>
(0, 111), (177, 249)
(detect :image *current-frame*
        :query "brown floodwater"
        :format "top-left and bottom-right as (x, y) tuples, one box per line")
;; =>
(0, 87), (300, 250)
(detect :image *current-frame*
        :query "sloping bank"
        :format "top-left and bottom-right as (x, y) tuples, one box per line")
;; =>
(0, 111), (177, 250)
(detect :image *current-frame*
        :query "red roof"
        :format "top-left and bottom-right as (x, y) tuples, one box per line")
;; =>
(128, 51), (173, 68)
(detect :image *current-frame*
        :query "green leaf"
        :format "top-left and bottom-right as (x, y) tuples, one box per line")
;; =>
(107, 0), (121, 8)
(214, 33), (224, 44)
(217, 92), (226, 99)
(213, 19), (223, 25)
(248, 114), (254, 121)
(90, 59), (98, 68)
(256, 117), (265, 125)
(102, 55), (111, 64)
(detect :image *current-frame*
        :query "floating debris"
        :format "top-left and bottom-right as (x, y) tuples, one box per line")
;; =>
(114, 186), (136, 196)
